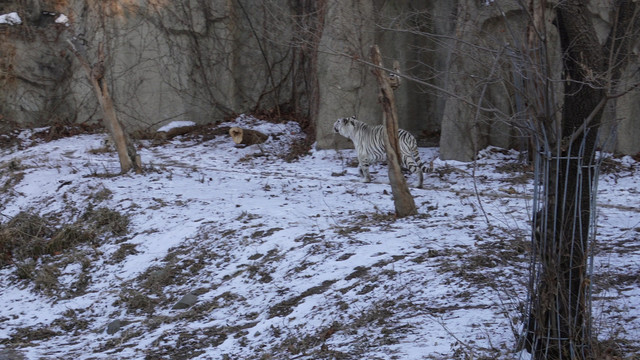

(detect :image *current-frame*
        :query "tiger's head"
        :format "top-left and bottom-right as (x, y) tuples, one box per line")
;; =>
(333, 116), (357, 137)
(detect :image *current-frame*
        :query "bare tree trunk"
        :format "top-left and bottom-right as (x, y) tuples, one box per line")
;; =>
(369, 45), (417, 218)
(523, 1), (640, 358)
(67, 41), (140, 174)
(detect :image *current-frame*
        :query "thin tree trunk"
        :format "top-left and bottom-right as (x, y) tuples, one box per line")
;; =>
(369, 45), (417, 218)
(67, 41), (139, 174)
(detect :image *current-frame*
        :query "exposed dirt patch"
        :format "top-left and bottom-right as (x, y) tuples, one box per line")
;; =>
(269, 280), (338, 319)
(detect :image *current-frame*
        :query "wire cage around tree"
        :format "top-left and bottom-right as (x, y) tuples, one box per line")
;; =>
(518, 124), (614, 359)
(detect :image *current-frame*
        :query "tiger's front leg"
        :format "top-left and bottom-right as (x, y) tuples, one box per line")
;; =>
(358, 160), (372, 183)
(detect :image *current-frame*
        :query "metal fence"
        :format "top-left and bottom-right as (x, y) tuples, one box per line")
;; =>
(519, 126), (612, 359)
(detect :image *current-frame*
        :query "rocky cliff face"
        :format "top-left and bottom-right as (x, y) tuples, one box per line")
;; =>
(0, 3), (73, 131)
(1, 0), (638, 158)
(1, 0), (320, 132)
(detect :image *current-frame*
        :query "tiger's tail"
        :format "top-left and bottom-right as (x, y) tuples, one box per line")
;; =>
(419, 159), (433, 173)
(407, 161), (432, 174)
(408, 148), (433, 174)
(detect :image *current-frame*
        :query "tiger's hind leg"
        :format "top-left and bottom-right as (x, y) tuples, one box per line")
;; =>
(401, 153), (423, 188)
(358, 160), (373, 183)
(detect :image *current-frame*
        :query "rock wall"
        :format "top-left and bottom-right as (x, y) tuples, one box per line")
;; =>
(315, 0), (447, 149)
(1, 0), (315, 132)
(437, 0), (640, 160)
(0, 0), (639, 158)
(315, 1), (378, 149)
(0, 9), (74, 131)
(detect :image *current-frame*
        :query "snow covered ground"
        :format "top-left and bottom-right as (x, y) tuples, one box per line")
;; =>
(0, 115), (638, 359)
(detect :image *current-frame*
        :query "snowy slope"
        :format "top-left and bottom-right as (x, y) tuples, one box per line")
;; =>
(0, 115), (638, 359)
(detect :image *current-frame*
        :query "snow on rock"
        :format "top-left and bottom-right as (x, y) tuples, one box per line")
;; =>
(54, 14), (69, 26)
(156, 120), (197, 133)
(0, 12), (21, 25)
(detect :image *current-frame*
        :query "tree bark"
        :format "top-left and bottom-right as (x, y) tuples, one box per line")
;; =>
(229, 127), (268, 146)
(67, 41), (139, 174)
(369, 45), (417, 218)
(524, 1), (640, 358)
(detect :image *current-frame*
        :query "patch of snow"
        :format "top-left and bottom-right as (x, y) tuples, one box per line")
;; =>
(54, 14), (69, 26)
(0, 12), (21, 25)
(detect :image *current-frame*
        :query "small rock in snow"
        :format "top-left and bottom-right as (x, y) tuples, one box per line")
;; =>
(172, 292), (198, 310)
(106, 319), (121, 335)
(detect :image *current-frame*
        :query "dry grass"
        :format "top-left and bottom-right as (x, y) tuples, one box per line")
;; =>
(0, 207), (128, 267)
(0, 206), (130, 298)
(81, 205), (130, 236)
(0, 212), (56, 266)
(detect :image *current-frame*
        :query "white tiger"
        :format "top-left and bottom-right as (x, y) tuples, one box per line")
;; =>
(333, 116), (430, 188)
